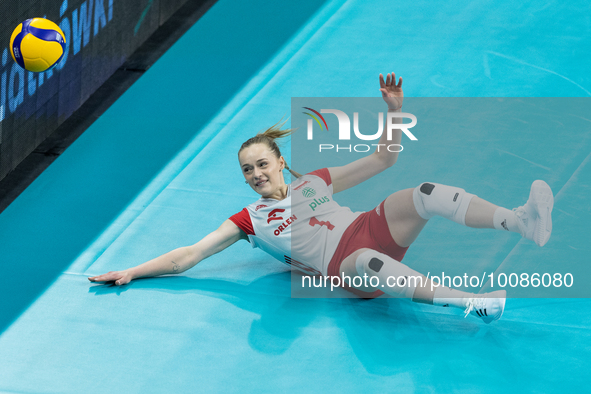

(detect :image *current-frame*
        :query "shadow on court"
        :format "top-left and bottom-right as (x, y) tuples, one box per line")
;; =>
(88, 271), (490, 375)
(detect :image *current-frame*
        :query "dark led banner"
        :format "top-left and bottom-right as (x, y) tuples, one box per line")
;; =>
(0, 0), (193, 181)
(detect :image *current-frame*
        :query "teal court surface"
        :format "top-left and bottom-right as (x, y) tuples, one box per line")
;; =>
(1, 0), (590, 392)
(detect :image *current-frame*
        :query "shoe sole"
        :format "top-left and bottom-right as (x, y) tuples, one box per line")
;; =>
(529, 180), (554, 247)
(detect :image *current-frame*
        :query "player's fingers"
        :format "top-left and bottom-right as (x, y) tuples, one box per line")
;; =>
(386, 73), (391, 86)
(392, 73), (396, 86)
(115, 275), (131, 286)
(379, 73), (385, 88)
(397, 76), (403, 88)
(89, 271), (118, 282)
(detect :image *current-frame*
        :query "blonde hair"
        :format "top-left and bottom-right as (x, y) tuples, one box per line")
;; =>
(238, 119), (301, 178)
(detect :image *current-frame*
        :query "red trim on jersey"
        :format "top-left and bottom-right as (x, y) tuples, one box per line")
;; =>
(229, 208), (255, 235)
(307, 168), (332, 186)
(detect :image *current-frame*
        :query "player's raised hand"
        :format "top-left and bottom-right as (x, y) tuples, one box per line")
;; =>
(88, 270), (133, 286)
(379, 72), (403, 110)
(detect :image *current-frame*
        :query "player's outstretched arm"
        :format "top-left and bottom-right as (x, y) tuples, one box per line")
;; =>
(328, 72), (403, 193)
(88, 219), (246, 285)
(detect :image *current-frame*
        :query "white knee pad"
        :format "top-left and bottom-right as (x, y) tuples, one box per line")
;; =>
(355, 250), (420, 298)
(412, 182), (475, 226)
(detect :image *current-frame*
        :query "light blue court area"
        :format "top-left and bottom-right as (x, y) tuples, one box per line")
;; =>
(1, 0), (590, 392)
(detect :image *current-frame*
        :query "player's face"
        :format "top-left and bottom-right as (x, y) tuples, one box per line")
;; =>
(239, 144), (285, 197)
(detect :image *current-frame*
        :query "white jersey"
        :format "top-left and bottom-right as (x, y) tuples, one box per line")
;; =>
(229, 169), (362, 275)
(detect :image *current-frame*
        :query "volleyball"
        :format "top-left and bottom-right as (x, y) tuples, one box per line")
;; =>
(10, 18), (66, 73)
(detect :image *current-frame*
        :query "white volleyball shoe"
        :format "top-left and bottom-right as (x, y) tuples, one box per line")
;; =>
(513, 180), (554, 247)
(464, 290), (507, 324)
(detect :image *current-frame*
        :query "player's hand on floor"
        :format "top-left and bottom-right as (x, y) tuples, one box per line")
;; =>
(379, 72), (403, 110)
(88, 270), (132, 286)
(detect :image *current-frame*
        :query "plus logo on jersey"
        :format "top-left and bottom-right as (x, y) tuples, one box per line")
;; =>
(301, 187), (316, 198)
(309, 196), (330, 211)
(267, 209), (285, 224)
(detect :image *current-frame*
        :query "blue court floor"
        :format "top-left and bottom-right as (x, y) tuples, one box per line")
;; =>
(1, 0), (590, 392)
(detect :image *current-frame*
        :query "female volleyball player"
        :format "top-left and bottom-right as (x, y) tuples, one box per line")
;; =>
(89, 73), (554, 324)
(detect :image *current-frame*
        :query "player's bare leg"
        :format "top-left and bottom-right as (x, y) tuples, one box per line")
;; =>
(383, 188), (427, 248)
(384, 181), (554, 247)
(339, 248), (506, 323)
